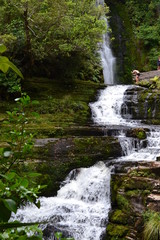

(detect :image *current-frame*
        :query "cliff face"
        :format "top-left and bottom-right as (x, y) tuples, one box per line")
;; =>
(105, 0), (160, 84)
(104, 161), (160, 240)
(106, 0), (139, 83)
(122, 85), (160, 124)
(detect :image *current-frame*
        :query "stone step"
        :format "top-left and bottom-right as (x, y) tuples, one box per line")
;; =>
(130, 232), (137, 237)
(125, 237), (135, 240)
(139, 70), (160, 81)
(125, 227), (138, 239)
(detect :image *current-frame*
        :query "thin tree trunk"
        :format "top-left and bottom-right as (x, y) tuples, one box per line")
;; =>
(23, 1), (33, 70)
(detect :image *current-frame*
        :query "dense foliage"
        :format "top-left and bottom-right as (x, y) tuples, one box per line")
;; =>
(0, 43), (75, 239)
(0, 50), (43, 238)
(125, 0), (160, 71)
(0, 0), (108, 82)
(143, 211), (160, 240)
(0, 94), (43, 238)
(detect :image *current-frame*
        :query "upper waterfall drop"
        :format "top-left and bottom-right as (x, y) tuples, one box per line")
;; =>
(97, 0), (116, 85)
(100, 18), (116, 85)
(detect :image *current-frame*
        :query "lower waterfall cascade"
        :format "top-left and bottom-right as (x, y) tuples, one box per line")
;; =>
(12, 162), (112, 240)
(12, 84), (160, 240)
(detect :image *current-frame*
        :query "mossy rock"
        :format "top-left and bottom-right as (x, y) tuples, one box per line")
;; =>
(129, 169), (156, 179)
(138, 77), (160, 90)
(110, 210), (128, 225)
(126, 128), (147, 139)
(122, 178), (153, 191)
(28, 136), (122, 196)
(116, 194), (130, 210)
(106, 223), (129, 238)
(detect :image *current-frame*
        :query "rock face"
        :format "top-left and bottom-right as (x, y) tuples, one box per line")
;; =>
(104, 161), (160, 240)
(121, 85), (160, 123)
(139, 70), (160, 81)
(32, 136), (122, 196)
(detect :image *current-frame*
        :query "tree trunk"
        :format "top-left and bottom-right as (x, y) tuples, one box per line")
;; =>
(23, 1), (33, 72)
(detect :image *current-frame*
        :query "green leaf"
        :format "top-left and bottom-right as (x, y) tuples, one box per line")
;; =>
(0, 180), (5, 190)
(0, 44), (7, 54)
(0, 147), (4, 156)
(0, 56), (9, 73)
(55, 232), (63, 238)
(6, 60), (24, 79)
(3, 199), (17, 214)
(0, 56), (23, 78)
(28, 173), (42, 178)
(0, 200), (11, 222)
(0, 221), (44, 230)
(6, 172), (16, 180)
(0, 173), (14, 181)
(21, 179), (29, 188)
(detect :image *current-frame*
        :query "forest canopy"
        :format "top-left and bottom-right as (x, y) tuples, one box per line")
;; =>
(0, 0), (108, 81)
(125, 0), (160, 71)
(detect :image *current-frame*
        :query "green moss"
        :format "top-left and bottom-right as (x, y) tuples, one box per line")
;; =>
(0, 78), (105, 140)
(129, 169), (156, 179)
(139, 77), (160, 90)
(137, 88), (160, 121)
(127, 128), (147, 139)
(136, 130), (146, 139)
(116, 194), (130, 210)
(110, 210), (128, 225)
(125, 190), (141, 198)
(107, 223), (129, 238)
(107, 1), (140, 83)
(73, 136), (120, 159)
(123, 178), (152, 191)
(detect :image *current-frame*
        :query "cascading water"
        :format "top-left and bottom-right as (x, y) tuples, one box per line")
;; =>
(96, 0), (115, 85)
(90, 86), (160, 161)
(100, 18), (116, 85)
(90, 85), (128, 126)
(11, 2), (160, 240)
(12, 3), (117, 240)
(12, 162), (112, 240)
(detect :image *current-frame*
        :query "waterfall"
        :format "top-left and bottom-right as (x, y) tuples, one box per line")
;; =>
(100, 18), (116, 85)
(89, 85), (128, 126)
(12, 162), (112, 240)
(96, 0), (116, 85)
(90, 85), (160, 161)
(11, 2), (160, 240)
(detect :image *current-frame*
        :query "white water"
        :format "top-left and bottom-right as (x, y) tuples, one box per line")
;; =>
(90, 85), (128, 126)
(12, 3), (116, 240)
(100, 18), (115, 85)
(12, 162), (112, 240)
(90, 85), (160, 161)
(12, 4), (160, 240)
(117, 128), (160, 162)
(96, 0), (115, 85)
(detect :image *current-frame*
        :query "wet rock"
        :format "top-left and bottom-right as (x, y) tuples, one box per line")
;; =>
(32, 136), (122, 196)
(122, 85), (160, 122)
(126, 128), (147, 139)
(107, 161), (160, 240)
(43, 225), (71, 240)
(147, 194), (160, 211)
(157, 156), (160, 161)
(139, 70), (160, 81)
